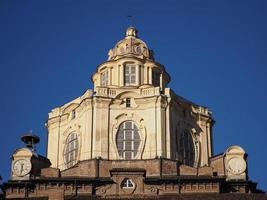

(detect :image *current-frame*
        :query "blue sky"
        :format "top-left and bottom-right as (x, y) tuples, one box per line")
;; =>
(0, 0), (267, 190)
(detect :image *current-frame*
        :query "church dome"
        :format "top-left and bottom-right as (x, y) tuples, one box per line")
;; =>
(107, 27), (154, 61)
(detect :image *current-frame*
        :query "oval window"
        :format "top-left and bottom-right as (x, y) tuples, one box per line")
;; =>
(116, 121), (140, 159)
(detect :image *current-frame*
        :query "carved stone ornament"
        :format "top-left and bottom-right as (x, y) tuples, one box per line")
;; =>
(227, 157), (246, 175)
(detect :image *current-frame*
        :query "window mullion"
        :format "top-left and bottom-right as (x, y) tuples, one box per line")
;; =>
(123, 129), (126, 159)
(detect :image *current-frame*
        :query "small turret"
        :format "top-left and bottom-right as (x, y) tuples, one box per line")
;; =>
(21, 133), (40, 151)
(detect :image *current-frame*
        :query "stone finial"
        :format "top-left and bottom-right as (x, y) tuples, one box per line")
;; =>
(126, 27), (138, 38)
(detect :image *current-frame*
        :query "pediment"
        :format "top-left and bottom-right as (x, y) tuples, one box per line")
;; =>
(12, 147), (33, 158)
(62, 103), (79, 115)
(115, 91), (140, 99)
(225, 145), (245, 155)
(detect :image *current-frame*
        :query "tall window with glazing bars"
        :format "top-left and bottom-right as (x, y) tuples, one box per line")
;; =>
(101, 70), (109, 86)
(124, 64), (136, 86)
(176, 130), (195, 167)
(116, 121), (140, 159)
(152, 69), (160, 86)
(64, 132), (78, 168)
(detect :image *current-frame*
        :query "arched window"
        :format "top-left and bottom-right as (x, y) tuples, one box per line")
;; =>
(116, 121), (140, 159)
(177, 130), (195, 167)
(121, 178), (135, 189)
(64, 132), (78, 168)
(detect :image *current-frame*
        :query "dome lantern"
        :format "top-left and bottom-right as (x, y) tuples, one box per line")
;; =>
(107, 27), (153, 61)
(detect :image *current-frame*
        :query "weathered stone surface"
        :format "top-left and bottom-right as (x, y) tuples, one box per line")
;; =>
(41, 167), (60, 177)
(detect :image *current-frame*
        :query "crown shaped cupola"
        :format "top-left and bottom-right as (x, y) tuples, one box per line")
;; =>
(107, 27), (154, 61)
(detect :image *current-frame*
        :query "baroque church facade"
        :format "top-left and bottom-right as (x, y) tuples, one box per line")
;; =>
(1, 27), (266, 199)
